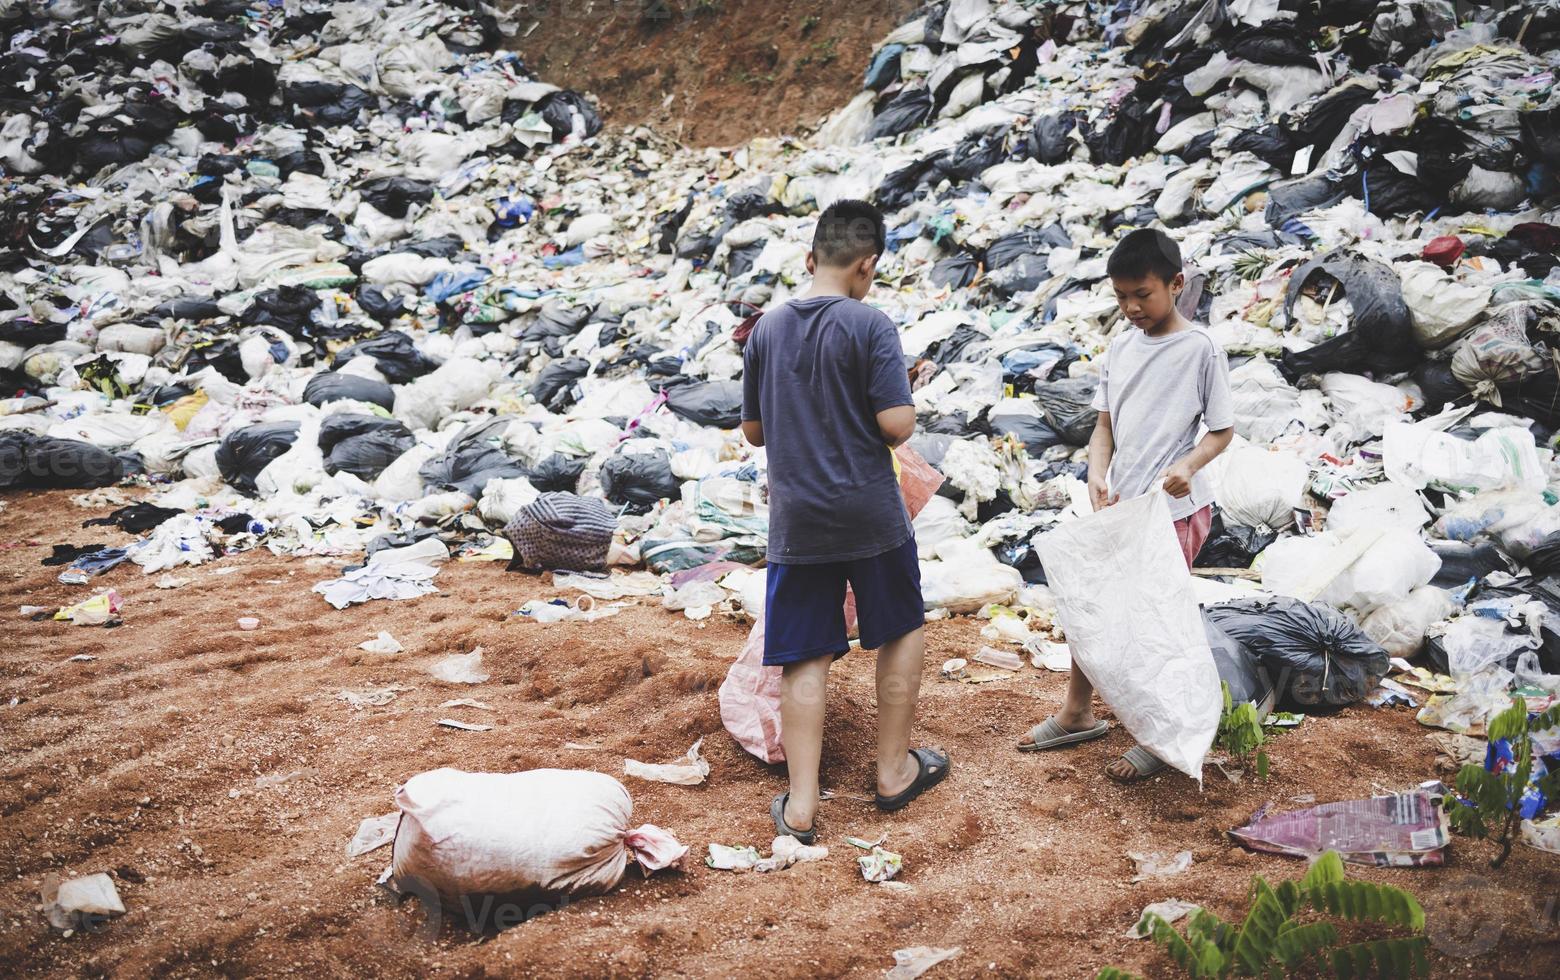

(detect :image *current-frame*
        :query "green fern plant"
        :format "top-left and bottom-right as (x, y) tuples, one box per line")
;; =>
(1445, 696), (1560, 869)
(1216, 681), (1270, 780)
(1096, 851), (1429, 979)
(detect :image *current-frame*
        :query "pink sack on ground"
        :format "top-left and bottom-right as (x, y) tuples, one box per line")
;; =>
(717, 617), (786, 763)
(718, 444), (945, 764)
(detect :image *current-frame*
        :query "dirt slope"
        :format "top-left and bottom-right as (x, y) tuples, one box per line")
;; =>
(2, 489), (1559, 977)
(509, 0), (920, 146)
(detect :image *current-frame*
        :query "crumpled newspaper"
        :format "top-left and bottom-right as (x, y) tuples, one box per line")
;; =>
(705, 836), (828, 872)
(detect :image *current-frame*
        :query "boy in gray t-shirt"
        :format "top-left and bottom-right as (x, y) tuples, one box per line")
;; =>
(1017, 228), (1234, 782)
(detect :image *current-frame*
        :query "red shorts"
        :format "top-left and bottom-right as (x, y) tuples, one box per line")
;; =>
(1174, 505), (1213, 570)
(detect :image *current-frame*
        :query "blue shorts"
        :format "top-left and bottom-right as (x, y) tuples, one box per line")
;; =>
(762, 535), (924, 667)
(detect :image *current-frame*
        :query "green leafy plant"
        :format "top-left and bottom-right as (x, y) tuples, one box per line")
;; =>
(1445, 695), (1560, 869)
(1097, 851), (1429, 979)
(1216, 681), (1270, 780)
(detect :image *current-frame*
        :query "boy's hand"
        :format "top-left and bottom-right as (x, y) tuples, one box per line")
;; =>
(1161, 460), (1195, 498)
(1088, 475), (1117, 512)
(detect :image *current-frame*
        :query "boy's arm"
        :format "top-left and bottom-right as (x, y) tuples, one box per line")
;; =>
(877, 405), (915, 448)
(1162, 345), (1235, 498)
(740, 328), (764, 447)
(867, 317), (915, 448)
(1087, 411), (1117, 511)
(741, 419), (764, 447)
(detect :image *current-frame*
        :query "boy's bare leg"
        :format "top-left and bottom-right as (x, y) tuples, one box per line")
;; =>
(875, 627), (925, 797)
(780, 654), (832, 831)
(1017, 663), (1100, 747)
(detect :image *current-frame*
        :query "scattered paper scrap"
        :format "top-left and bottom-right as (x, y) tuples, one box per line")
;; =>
(436, 718), (493, 732)
(154, 573), (188, 589)
(336, 685), (410, 709)
(706, 843), (761, 871)
(427, 648), (488, 684)
(1128, 850), (1192, 882)
(1027, 639), (1071, 672)
(346, 813), (400, 857)
(624, 738), (709, 786)
(706, 837), (828, 873)
(438, 698), (493, 710)
(886, 945), (962, 980)
(1126, 899), (1201, 939)
(358, 631), (404, 654)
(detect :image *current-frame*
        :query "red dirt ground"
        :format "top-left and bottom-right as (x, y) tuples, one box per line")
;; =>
(2, 487), (1559, 978)
(509, 0), (921, 146)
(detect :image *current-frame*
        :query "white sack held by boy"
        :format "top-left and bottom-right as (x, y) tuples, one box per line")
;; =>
(391, 768), (686, 925)
(1033, 492), (1220, 782)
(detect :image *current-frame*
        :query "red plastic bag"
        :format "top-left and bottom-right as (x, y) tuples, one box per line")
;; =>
(719, 445), (942, 763)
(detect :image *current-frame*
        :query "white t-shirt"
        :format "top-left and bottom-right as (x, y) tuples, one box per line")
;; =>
(1090, 325), (1234, 521)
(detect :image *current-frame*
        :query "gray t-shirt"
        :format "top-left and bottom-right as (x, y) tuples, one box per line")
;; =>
(742, 296), (914, 564)
(1090, 325), (1234, 521)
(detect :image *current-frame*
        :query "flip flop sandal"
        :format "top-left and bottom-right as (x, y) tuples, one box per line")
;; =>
(875, 747), (951, 812)
(771, 791), (816, 845)
(1107, 745), (1167, 783)
(1017, 716), (1110, 752)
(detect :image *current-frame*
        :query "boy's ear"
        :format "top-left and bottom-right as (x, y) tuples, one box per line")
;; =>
(805, 251), (817, 276)
(1170, 271), (1185, 294)
(860, 253), (880, 280)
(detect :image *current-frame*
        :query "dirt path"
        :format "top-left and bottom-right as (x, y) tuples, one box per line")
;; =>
(509, 1), (920, 147)
(2, 489), (1557, 977)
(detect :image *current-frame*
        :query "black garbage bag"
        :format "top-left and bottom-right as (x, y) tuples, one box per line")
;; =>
(82, 502), (183, 533)
(418, 422), (528, 498)
(332, 331), (436, 383)
(358, 177), (436, 219)
(1264, 175), (1349, 228)
(149, 296), (222, 322)
(599, 451), (679, 514)
(868, 88), (934, 141)
(907, 432), (957, 468)
(1206, 613), (1275, 708)
(1028, 111), (1085, 164)
(1498, 367), (1560, 428)
(1362, 158), (1437, 218)
(942, 129), (1008, 182)
(1277, 252), (1417, 381)
(1522, 107), (1560, 167)
(318, 415), (414, 481)
(653, 193), (695, 254)
(1229, 124), (1296, 172)
(520, 302), (592, 345)
(365, 526), (444, 559)
(930, 254), (981, 289)
(530, 357), (591, 411)
(665, 380), (743, 429)
(0, 320), (66, 346)
(215, 422), (300, 494)
(985, 225), (1070, 271)
(876, 150), (954, 211)
(864, 44), (904, 91)
(528, 452), (588, 493)
(1194, 510), (1278, 569)
(303, 372), (395, 411)
(1086, 90), (1160, 165)
(1412, 360), (1468, 413)
(988, 413), (1063, 456)
(988, 253), (1050, 297)
(0, 432), (125, 490)
(1228, 25), (1316, 66)
(287, 81), (374, 126)
(536, 90), (603, 140)
(927, 325), (990, 366)
(1428, 539), (1509, 589)
(726, 240), (765, 280)
(1205, 596), (1390, 708)
(1033, 377), (1099, 445)
(242, 285), (318, 335)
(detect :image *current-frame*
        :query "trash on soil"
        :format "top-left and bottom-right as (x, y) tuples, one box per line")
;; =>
(54, 590), (122, 627)
(436, 718), (493, 732)
(427, 648), (488, 685)
(391, 768), (686, 922)
(1126, 899), (1201, 939)
(624, 738), (710, 786)
(336, 686), (410, 709)
(346, 813), (400, 858)
(358, 632), (405, 654)
(705, 836), (827, 873)
(1522, 814), (1560, 855)
(886, 946), (962, 980)
(237, 616), (260, 631)
(1128, 850), (1193, 883)
(439, 698), (493, 711)
(1229, 791), (1449, 867)
(971, 646), (1024, 671)
(41, 873), (126, 932)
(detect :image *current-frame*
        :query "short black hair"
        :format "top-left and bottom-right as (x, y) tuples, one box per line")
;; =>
(1107, 228), (1182, 282)
(811, 199), (886, 267)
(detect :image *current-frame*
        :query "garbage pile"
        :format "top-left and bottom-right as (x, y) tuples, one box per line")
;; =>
(3, 1), (1560, 797)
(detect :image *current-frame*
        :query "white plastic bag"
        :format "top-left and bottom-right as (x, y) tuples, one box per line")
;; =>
(920, 538), (1021, 613)
(1032, 492), (1219, 782)
(1384, 418), (1545, 494)
(911, 495), (971, 560)
(1319, 373), (1416, 437)
(1362, 586), (1456, 659)
(1325, 482), (1429, 535)
(391, 768), (686, 915)
(1216, 446), (1309, 530)
(1397, 261), (1490, 349)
